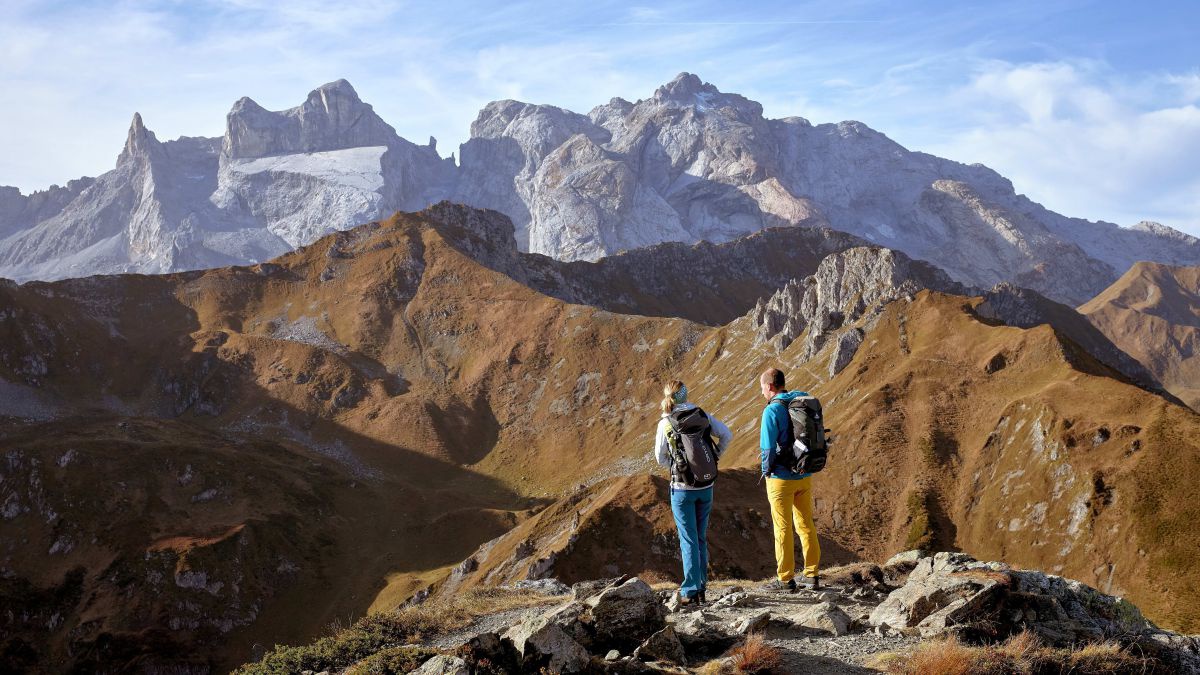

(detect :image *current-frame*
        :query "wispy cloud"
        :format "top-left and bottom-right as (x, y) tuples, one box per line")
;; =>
(925, 60), (1200, 230)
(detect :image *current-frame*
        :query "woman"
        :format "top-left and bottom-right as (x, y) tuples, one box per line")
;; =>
(653, 380), (732, 605)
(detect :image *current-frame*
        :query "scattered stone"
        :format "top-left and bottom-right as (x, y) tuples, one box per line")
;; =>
(705, 585), (744, 602)
(711, 591), (755, 609)
(730, 609), (772, 635)
(411, 655), (469, 675)
(884, 550), (926, 567)
(512, 578), (571, 595)
(672, 610), (738, 655)
(789, 601), (853, 636)
(604, 649), (620, 661)
(664, 593), (681, 613)
(632, 626), (686, 665)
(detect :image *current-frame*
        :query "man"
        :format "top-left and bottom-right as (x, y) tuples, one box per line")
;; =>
(758, 367), (821, 591)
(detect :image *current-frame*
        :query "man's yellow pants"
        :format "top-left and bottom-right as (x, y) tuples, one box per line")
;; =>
(766, 476), (821, 581)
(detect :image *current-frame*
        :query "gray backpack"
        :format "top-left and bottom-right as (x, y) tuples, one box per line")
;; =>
(778, 395), (829, 474)
(665, 407), (719, 488)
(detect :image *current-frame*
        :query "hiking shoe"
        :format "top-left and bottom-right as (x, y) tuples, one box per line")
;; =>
(801, 576), (821, 590)
(698, 589), (707, 604)
(764, 579), (798, 593)
(679, 592), (700, 606)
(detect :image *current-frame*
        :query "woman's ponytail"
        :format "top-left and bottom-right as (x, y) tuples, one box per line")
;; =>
(660, 380), (685, 415)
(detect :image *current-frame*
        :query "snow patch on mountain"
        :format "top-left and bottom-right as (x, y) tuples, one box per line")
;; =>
(226, 146), (388, 192)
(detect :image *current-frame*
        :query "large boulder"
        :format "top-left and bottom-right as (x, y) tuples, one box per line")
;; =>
(503, 613), (593, 673)
(869, 552), (1152, 645)
(411, 654), (470, 675)
(788, 601), (852, 636)
(672, 610), (739, 656)
(587, 578), (668, 652)
(632, 626), (687, 665)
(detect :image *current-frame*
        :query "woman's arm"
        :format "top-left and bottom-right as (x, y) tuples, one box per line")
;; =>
(653, 419), (672, 468)
(710, 415), (733, 458)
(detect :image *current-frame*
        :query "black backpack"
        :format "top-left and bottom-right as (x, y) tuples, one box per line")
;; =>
(776, 395), (829, 474)
(665, 407), (719, 488)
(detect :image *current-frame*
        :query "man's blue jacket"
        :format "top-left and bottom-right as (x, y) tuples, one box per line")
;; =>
(760, 390), (812, 480)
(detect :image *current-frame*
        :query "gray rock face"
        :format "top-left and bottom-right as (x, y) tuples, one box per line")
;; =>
(413, 201), (868, 326)
(749, 246), (965, 356)
(632, 625), (686, 664)
(453, 72), (1200, 305)
(410, 654), (470, 675)
(222, 79), (398, 159)
(868, 551), (1185, 654)
(503, 612), (593, 673)
(587, 578), (668, 652)
(788, 601), (853, 636)
(0, 81), (453, 282)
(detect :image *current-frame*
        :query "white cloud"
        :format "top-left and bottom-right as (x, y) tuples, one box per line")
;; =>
(924, 60), (1200, 234)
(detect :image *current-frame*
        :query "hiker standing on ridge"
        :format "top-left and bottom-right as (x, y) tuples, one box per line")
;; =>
(654, 380), (732, 606)
(759, 367), (822, 591)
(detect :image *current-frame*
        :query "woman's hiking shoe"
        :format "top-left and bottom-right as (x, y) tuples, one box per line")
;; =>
(764, 579), (798, 593)
(801, 576), (821, 590)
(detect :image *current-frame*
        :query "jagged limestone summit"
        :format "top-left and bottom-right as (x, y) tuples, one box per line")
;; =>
(3, 74), (1199, 306)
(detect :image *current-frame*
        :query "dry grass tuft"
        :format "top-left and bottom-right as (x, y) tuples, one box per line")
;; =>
(874, 631), (1157, 675)
(726, 633), (784, 674)
(449, 586), (565, 616)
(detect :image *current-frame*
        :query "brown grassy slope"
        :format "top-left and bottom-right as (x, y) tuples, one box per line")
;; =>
(0, 208), (720, 669)
(717, 291), (1200, 632)
(5, 204), (1200, 673)
(438, 289), (1200, 633)
(1079, 261), (1200, 410)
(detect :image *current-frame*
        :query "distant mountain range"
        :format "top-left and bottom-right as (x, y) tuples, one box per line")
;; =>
(2, 74), (1198, 305)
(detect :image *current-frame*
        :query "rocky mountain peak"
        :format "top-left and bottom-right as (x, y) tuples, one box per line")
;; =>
(306, 78), (361, 108)
(1132, 220), (1198, 243)
(751, 246), (964, 373)
(222, 79), (398, 159)
(649, 72), (762, 118)
(653, 72), (713, 100)
(118, 112), (163, 164)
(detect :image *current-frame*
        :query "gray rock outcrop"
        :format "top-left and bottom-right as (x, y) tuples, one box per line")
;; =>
(748, 246), (965, 358)
(422, 555), (1200, 673)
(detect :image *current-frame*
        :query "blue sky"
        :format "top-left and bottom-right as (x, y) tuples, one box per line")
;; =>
(2, 0), (1198, 234)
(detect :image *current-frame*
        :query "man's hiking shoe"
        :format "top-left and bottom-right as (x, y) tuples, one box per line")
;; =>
(801, 576), (821, 590)
(698, 589), (707, 604)
(679, 591), (701, 606)
(764, 579), (797, 593)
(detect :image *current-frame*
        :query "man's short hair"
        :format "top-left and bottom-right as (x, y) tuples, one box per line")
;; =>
(760, 368), (786, 390)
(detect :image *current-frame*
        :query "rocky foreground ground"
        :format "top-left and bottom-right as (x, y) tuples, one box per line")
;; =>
(246, 551), (1200, 674)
